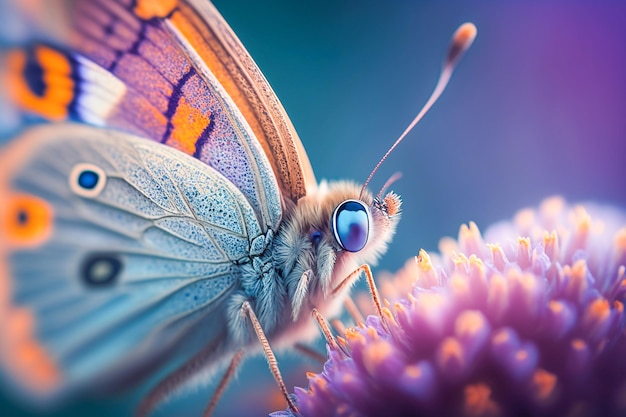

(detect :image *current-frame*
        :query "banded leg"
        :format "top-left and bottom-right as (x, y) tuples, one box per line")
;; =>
(203, 349), (245, 417)
(294, 343), (326, 364)
(332, 264), (387, 330)
(241, 301), (299, 414)
(311, 308), (339, 351)
(343, 295), (365, 325)
(136, 334), (225, 417)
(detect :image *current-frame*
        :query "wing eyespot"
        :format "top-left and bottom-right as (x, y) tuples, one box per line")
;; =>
(69, 163), (106, 197)
(3, 194), (53, 246)
(81, 254), (123, 287)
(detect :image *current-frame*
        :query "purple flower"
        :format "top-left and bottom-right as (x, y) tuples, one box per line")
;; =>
(273, 197), (626, 417)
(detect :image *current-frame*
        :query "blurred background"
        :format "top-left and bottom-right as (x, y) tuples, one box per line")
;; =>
(1, 0), (625, 416)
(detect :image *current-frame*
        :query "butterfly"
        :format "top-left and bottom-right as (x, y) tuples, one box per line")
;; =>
(0, 0), (476, 415)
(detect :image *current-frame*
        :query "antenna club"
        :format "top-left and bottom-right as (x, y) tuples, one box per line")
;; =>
(446, 23), (477, 68)
(455, 23), (478, 48)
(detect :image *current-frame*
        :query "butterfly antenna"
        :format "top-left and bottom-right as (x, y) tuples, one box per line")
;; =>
(376, 172), (403, 200)
(360, 22), (477, 198)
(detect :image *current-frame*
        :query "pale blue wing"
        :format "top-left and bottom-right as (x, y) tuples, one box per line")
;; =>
(0, 123), (263, 401)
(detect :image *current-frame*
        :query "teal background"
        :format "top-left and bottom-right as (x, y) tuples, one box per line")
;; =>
(213, 0), (626, 263)
(2, 0), (626, 416)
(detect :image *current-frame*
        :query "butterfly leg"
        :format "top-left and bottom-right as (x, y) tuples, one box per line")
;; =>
(136, 335), (226, 417)
(331, 318), (346, 335)
(294, 343), (326, 364)
(296, 308), (354, 364)
(311, 308), (354, 358)
(203, 349), (245, 417)
(241, 300), (299, 414)
(311, 308), (338, 351)
(331, 264), (389, 332)
(343, 295), (365, 325)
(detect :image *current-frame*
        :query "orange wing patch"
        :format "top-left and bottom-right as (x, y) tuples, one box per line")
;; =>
(5, 46), (75, 121)
(0, 307), (61, 394)
(2, 194), (54, 248)
(134, 0), (178, 20)
(166, 96), (211, 155)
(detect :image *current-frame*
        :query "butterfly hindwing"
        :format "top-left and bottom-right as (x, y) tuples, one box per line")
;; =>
(0, 123), (267, 401)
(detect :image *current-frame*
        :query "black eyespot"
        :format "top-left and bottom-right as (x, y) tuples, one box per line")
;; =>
(81, 254), (122, 287)
(17, 210), (28, 225)
(24, 48), (46, 97)
(331, 199), (370, 253)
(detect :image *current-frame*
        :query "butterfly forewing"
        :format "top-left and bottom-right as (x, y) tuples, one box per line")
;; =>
(2, 0), (311, 230)
(175, 0), (318, 201)
(5, 0), (317, 203)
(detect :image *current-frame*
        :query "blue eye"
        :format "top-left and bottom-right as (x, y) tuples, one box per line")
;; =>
(331, 200), (370, 252)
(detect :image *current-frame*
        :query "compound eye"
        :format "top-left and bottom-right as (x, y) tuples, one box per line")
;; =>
(331, 200), (370, 252)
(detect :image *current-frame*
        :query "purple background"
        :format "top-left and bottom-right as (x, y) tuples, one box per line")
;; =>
(1, 1), (624, 416)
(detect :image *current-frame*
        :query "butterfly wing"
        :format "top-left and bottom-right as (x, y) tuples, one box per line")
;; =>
(2, 0), (316, 208)
(175, 0), (317, 202)
(0, 123), (264, 402)
(0, 0), (315, 405)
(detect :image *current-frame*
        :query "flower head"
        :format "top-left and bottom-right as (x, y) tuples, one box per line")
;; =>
(273, 197), (626, 417)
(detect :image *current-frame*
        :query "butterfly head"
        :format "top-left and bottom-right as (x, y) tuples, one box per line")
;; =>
(277, 181), (401, 326)
(330, 190), (402, 253)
